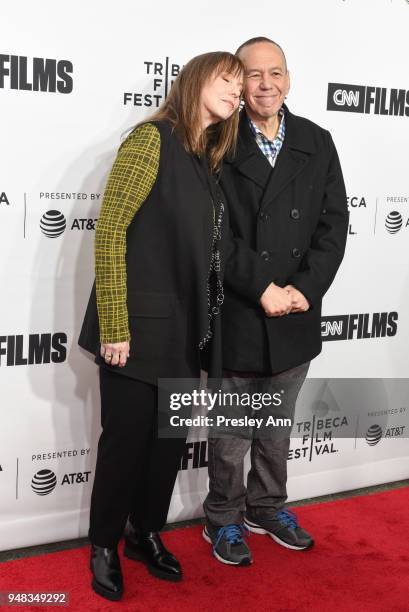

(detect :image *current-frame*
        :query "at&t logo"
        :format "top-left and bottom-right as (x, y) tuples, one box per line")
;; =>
(365, 424), (382, 446)
(40, 210), (66, 237)
(40, 210), (97, 237)
(31, 469), (57, 495)
(365, 424), (406, 445)
(31, 469), (91, 494)
(61, 471), (91, 485)
(385, 211), (403, 233)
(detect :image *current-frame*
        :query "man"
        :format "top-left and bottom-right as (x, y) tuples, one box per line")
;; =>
(203, 37), (348, 565)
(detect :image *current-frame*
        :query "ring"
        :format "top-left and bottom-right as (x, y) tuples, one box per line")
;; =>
(105, 354), (112, 359)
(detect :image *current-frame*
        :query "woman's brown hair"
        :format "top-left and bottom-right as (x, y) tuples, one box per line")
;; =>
(145, 51), (243, 173)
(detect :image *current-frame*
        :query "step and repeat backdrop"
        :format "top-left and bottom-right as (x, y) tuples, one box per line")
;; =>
(1, 0), (409, 550)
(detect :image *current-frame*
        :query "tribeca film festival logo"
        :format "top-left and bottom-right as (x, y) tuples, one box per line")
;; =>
(327, 83), (409, 116)
(124, 57), (181, 107)
(0, 333), (67, 366)
(289, 414), (349, 462)
(0, 191), (10, 206)
(346, 195), (367, 236)
(321, 312), (398, 341)
(0, 54), (73, 94)
(31, 469), (91, 496)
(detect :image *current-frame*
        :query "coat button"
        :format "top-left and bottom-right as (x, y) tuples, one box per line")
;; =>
(290, 208), (300, 220)
(322, 208), (327, 214)
(259, 212), (270, 221)
(292, 247), (301, 258)
(260, 250), (271, 261)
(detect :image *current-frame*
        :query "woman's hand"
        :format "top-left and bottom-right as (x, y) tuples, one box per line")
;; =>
(100, 341), (130, 367)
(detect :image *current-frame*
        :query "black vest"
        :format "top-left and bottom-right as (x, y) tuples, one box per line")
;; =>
(78, 120), (227, 384)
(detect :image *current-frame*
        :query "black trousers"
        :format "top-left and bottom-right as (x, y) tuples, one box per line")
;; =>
(89, 366), (187, 548)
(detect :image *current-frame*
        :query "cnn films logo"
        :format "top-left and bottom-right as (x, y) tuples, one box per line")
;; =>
(124, 57), (181, 107)
(365, 424), (406, 446)
(0, 333), (67, 366)
(31, 469), (91, 496)
(0, 54), (73, 94)
(321, 312), (398, 341)
(179, 441), (208, 470)
(40, 210), (97, 237)
(327, 83), (409, 116)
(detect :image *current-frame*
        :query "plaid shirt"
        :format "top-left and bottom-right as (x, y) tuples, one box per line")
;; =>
(248, 108), (286, 167)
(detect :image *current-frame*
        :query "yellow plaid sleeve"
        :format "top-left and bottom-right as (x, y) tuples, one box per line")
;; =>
(95, 122), (160, 344)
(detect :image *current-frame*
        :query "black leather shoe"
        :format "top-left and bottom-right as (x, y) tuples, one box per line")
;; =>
(90, 544), (123, 601)
(124, 524), (182, 582)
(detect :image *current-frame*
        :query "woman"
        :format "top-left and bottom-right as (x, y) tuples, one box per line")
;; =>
(78, 51), (243, 601)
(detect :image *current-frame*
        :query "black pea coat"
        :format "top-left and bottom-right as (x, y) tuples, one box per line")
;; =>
(220, 106), (349, 374)
(78, 120), (226, 385)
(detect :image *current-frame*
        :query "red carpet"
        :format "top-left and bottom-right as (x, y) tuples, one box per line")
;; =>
(1, 487), (409, 612)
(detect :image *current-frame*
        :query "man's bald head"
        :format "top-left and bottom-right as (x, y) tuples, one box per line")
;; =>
(236, 37), (288, 73)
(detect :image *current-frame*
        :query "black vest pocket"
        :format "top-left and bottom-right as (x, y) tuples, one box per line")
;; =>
(127, 292), (178, 359)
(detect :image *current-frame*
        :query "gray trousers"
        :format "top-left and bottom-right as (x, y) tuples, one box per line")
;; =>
(203, 361), (309, 526)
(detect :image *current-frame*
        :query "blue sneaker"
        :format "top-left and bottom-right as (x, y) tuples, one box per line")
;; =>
(245, 509), (314, 550)
(202, 523), (252, 565)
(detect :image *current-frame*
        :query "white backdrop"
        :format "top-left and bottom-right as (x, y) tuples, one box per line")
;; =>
(1, 0), (409, 551)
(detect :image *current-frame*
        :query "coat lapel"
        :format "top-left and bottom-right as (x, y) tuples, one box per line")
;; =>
(233, 152), (272, 190)
(259, 144), (310, 211)
(260, 106), (317, 210)
(227, 106), (317, 211)
(226, 111), (272, 189)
